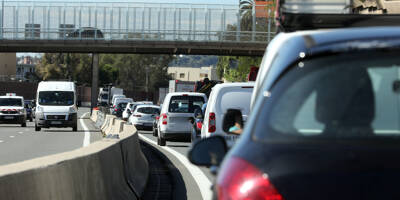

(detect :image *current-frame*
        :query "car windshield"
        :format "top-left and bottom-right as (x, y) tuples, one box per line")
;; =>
(101, 93), (108, 100)
(169, 96), (205, 113)
(137, 107), (160, 114)
(0, 98), (23, 106)
(254, 51), (400, 143)
(38, 91), (74, 106)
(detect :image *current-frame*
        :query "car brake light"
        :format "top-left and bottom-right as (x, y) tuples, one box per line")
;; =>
(156, 116), (160, 120)
(114, 108), (118, 111)
(217, 157), (284, 200)
(196, 121), (202, 130)
(208, 112), (216, 133)
(161, 113), (167, 125)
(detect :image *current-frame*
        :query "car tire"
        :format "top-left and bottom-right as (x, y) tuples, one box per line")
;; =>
(72, 125), (78, 132)
(157, 137), (166, 146)
(29, 118), (33, 122)
(153, 128), (158, 137)
(35, 124), (41, 131)
(21, 122), (26, 127)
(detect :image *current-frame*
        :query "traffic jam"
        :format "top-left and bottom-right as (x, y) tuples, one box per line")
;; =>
(1, 0), (400, 198)
(97, 0), (400, 198)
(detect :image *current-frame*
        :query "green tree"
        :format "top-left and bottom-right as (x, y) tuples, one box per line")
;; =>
(217, 56), (262, 82)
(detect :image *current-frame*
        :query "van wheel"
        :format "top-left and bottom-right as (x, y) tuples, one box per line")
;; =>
(29, 118), (33, 122)
(72, 125), (78, 132)
(157, 135), (166, 146)
(35, 125), (41, 131)
(21, 121), (26, 127)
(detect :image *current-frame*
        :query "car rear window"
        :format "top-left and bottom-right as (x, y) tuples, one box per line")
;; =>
(0, 98), (23, 107)
(217, 87), (253, 116)
(253, 51), (400, 143)
(137, 107), (160, 114)
(168, 95), (205, 113)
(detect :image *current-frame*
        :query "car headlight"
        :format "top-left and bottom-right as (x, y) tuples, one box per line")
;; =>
(36, 106), (43, 112)
(69, 107), (77, 113)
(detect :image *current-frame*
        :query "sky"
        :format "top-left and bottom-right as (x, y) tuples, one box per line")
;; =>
(8, 0), (239, 5)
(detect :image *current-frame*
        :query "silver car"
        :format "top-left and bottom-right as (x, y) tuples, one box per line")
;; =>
(128, 105), (160, 130)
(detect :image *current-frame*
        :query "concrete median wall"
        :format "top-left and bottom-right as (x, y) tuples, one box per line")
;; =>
(0, 111), (149, 200)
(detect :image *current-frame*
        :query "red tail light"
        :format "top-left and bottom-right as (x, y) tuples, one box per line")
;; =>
(196, 121), (202, 130)
(208, 112), (216, 133)
(114, 108), (118, 111)
(161, 113), (167, 125)
(217, 157), (283, 200)
(155, 116), (160, 120)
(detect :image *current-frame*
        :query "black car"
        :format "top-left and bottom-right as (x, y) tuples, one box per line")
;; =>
(65, 27), (104, 39)
(189, 26), (400, 200)
(113, 102), (128, 118)
(24, 100), (33, 122)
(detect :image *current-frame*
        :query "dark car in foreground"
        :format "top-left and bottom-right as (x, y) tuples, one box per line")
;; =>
(112, 102), (128, 118)
(189, 26), (400, 200)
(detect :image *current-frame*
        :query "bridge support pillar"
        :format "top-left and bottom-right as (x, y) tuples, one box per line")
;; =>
(90, 53), (99, 115)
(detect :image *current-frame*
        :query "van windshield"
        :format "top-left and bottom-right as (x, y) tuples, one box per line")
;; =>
(38, 91), (74, 106)
(0, 98), (23, 107)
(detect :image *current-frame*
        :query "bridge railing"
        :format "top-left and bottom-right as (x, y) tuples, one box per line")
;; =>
(0, 1), (276, 43)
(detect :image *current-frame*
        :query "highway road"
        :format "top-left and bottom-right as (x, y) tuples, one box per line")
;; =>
(0, 107), (103, 166)
(138, 130), (215, 200)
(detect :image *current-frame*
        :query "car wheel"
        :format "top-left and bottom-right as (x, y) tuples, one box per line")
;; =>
(153, 128), (158, 137)
(29, 118), (33, 122)
(157, 137), (166, 146)
(72, 125), (78, 132)
(35, 124), (41, 131)
(21, 122), (27, 127)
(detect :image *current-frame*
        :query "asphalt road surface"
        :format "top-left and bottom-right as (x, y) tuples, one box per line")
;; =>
(138, 130), (215, 200)
(0, 107), (103, 166)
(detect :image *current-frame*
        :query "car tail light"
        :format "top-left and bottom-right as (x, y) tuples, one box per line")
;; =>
(156, 116), (160, 120)
(208, 112), (216, 133)
(217, 157), (284, 200)
(114, 108), (118, 111)
(196, 121), (202, 130)
(161, 113), (167, 125)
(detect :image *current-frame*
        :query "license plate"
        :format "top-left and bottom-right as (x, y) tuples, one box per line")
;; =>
(144, 123), (152, 127)
(4, 116), (14, 119)
(51, 121), (62, 125)
(224, 135), (239, 141)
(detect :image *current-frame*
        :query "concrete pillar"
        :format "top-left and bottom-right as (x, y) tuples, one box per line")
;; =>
(91, 53), (99, 115)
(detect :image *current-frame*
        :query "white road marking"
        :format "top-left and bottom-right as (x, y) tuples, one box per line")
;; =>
(80, 112), (91, 147)
(9, 136), (14, 138)
(25, 129), (29, 131)
(0, 140), (3, 143)
(139, 134), (212, 200)
(18, 132), (23, 134)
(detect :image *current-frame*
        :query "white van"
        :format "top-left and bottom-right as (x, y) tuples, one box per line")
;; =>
(157, 92), (207, 146)
(201, 82), (254, 144)
(34, 81), (78, 132)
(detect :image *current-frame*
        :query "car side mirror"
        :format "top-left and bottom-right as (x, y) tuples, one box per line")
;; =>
(222, 109), (244, 134)
(188, 136), (228, 167)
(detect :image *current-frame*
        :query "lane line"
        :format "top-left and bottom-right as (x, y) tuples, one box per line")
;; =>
(139, 134), (212, 200)
(0, 140), (3, 143)
(18, 132), (23, 134)
(80, 112), (91, 147)
(9, 136), (15, 138)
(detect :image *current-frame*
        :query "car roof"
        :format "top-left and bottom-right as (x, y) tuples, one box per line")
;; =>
(136, 105), (160, 109)
(212, 82), (254, 90)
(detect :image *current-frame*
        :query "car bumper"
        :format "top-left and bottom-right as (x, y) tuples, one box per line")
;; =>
(0, 115), (25, 123)
(37, 113), (77, 128)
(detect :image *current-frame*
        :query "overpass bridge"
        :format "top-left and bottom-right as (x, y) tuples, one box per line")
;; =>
(0, 1), (275, 56)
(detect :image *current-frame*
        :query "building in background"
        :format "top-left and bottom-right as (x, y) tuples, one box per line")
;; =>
(0, 53), (17, 81)
(16, 55), (39, 82)
(168, 65), (219, 82)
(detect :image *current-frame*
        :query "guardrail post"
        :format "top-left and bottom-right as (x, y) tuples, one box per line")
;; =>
(91, 53), (99, 115)
(252, 3), (256, 42)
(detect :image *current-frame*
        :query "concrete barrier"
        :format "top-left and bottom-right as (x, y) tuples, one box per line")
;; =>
(103, 117), (116, 135)
(0, 130), (147, 199)
(107, 119), (125, 135)
(90, 110), (98, 122)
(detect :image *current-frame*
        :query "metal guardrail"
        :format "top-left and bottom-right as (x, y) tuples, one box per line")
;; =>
(0, 1), (276, 43)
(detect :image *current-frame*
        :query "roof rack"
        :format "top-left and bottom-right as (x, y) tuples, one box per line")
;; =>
(276, 0), (400, 32)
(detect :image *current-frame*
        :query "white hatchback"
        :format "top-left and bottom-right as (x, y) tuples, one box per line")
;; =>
(201, 82), (254, 145)
(128, 105), (160, 130)
(157, 92), (207, 146)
